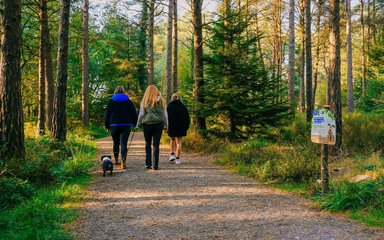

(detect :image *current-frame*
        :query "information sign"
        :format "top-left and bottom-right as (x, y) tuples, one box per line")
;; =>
(311, 108), (336, 145)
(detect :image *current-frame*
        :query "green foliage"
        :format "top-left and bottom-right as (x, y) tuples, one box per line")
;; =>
(349, 208), (384, 227)
(276, 114), (311, 144)
(318, 181), (383, 211)
(0, 177), (89, 240)
(214, 139), (319, 182)
(343, 112), (384, 153)
(0, 177), (34, 208)
(0, 124), (96, 239)
(203, 8), (289, 138)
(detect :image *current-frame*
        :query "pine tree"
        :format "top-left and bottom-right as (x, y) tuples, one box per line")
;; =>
(204, 8), (289, 138)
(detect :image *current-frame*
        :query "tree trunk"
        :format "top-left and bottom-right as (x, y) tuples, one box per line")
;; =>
(0, 0), (24, 160)
(254, 0), (264, 66)
(45, 3), (54, 132)
(367, 0), (370, 63)
(328, 0), (342, 151)
(37, 0), (47, 136)
(52, 0), (71, 142)
(139, 1), (148, 90)
(172, 0), (178, 93)
(299, 0), (305, 113)
(305, 0), (313, 122)
(372, 0), (376, 43)
(148, 0), (155, 85)
(82, 0), (89, 126)
(192, 0), (206, 132)
(276, 0), (282, 102)
(288, 0), (295, 112)
(313, 0), (324, 110)
(346, 0), (354, 112)
(360, 0), (366, 96)
(166, 0), (173, 103)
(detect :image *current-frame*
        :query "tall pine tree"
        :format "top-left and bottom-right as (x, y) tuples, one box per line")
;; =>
(204, 7), (289, 138)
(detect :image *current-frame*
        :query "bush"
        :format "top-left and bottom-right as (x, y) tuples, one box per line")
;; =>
(0, 177), (34, 208)
(343, 112), (384, 153)
(214, 139), (319, 182)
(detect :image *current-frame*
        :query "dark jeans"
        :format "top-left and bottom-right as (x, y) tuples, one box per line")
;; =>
(110, 126), (131, 161)
(143, 123), (163, 168)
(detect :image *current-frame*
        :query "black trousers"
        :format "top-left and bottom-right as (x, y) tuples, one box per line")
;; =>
(110, 126), (131, 161)
(143, 123), (163, 168)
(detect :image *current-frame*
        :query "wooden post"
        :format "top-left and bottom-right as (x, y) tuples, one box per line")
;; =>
(321, 144), (329, 193)
(321, 104), (330, 194)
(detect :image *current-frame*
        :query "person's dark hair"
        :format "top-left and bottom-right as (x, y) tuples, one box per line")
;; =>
(114, 86), (126, 94)
(171, 93), (180, 101)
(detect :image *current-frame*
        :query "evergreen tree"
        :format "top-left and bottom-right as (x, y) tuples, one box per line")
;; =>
(204, 8), (289, 138)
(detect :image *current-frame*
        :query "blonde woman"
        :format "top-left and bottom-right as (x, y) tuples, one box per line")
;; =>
(167, 93), (190, 164)
(136, 85), (168, 170)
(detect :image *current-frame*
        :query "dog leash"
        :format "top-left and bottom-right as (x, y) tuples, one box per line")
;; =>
(127, 130), (135, 154)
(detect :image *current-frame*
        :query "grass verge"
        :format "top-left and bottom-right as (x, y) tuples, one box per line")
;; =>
(0, 123), (98, 239)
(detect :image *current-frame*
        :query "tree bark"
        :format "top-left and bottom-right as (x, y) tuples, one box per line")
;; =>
(360, 0), (366, 96)
(346, 0), (354, 112)
(166, 0), (174, 103)
(372, 0), (376, 43)
(299, 0), (305, 113)
(305, 0), (313, 122)
(192, 0), (206, 132)
(82, 0), (89, 126)
(172, 0), (178, 93)
(288, 0), (295, 112)
(0, 0), (24, 160)
(52, 0), (71, 142)
(45, 2), (54, 132)
(138, 1), (148, 90)
(148, 0), (155, 85)
(328, 0), (342, 151)
(313, 0), (324, 111)
(37, 0), (47, 136)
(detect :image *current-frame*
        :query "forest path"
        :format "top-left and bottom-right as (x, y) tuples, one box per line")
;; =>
(70, 133), (383, 240)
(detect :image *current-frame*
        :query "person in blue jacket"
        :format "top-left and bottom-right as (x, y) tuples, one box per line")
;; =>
(104, 86), (138, 169)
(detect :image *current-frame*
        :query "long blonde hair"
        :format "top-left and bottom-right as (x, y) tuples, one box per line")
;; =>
(142, 85), (166, 109)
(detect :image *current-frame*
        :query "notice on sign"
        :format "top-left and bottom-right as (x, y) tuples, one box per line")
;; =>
(311, 108), (336, 145)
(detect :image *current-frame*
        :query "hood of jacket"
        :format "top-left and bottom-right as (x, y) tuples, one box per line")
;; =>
(112, 93), (129, 102)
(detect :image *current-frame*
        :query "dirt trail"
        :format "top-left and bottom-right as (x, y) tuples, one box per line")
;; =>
(70, 133), (383, 240)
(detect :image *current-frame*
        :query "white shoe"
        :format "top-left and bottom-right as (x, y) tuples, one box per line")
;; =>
(169, 154), (176, 161)
(175, 159), (181, 164)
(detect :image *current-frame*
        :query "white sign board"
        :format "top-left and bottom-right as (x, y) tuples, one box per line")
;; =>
(311, 108), (336, 145)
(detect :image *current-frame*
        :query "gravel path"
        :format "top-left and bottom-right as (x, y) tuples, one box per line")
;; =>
(70, 133), (384, 240)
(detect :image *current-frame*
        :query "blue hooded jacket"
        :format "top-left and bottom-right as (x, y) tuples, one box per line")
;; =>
(104, 93), (138, 129)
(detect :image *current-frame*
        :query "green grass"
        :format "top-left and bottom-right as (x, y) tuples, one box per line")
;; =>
(267, 182), (312, 196)
(0, 123), (98, 239)
(0, 175), (91, 240)
(349, 208), (384, 227)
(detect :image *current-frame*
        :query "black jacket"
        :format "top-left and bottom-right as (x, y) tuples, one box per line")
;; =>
(104, 94), (138, 129)
(167, 100), (190, 137)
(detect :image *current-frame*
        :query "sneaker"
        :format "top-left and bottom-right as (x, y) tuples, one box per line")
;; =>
(169, 154), (176, 161)
(175, 159), (181, 164)
(145, 165), (152, 169)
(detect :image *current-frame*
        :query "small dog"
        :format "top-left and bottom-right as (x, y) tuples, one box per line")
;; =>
(101, 155), (113, 177)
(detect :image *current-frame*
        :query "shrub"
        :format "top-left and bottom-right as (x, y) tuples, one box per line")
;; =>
(0, 177), (34, 208)
(319, 181), (383, 211)
(214, 139), (319, 182)
(343, 112), (384, 154)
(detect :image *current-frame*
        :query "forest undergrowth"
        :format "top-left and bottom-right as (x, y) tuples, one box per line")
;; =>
(184, 112), (384, 227)
(0, 122), (107, 239)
